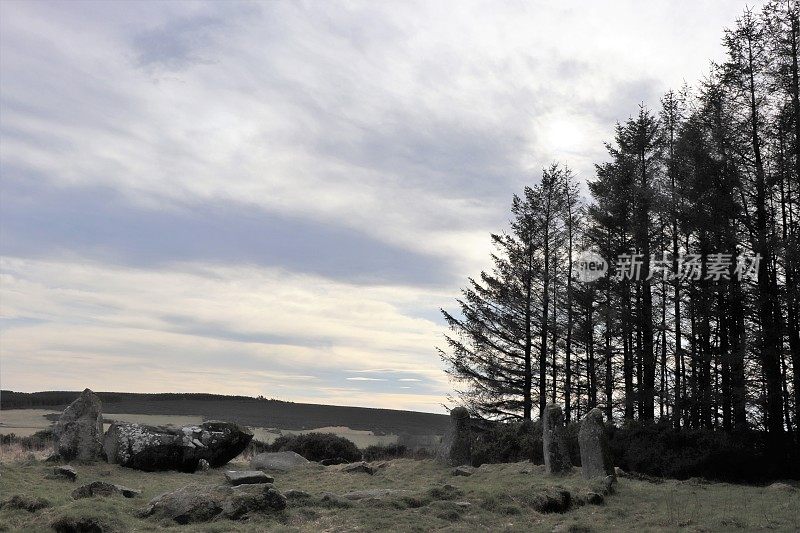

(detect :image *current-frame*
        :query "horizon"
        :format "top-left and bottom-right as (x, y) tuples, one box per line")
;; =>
(0, 0), (765, 413)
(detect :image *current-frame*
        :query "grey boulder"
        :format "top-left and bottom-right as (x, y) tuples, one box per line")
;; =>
(250, 451), (309, 473)
(104, 420), (252, 472)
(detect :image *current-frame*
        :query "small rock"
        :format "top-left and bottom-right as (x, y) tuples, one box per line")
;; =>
(320, 457), (349, 466)
(603, 475), (616, 495)
(614, 466), (626, 477)
(72, 481), (141, 499)
(455, 501), (472, 508)
(283, 489), (311, 499)
(767, 482), (796, 492)
(342, 489), (410, 500)
(46, 465), (77, 482)
(342, 461), (374, 475)
(51, 516), (105, 532)
(0, 495), (50, 512)
(530, 489), (571, 513)
(452, 465), (474, 477)
(224, 470), (274, 486)
(586, 492), (604, 505)
(197, 459), (210, 472)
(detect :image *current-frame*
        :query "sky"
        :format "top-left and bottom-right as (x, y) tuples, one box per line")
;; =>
(0, 0), (763, 413)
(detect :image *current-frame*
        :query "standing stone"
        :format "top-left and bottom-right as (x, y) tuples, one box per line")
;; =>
(542, 404), (572, 475)
(436, 407), (472, 466)
(578, 408), (615, 480)
(53, 389), (104, 463)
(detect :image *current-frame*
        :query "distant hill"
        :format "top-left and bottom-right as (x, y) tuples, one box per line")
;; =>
(0, 390), (449, 436)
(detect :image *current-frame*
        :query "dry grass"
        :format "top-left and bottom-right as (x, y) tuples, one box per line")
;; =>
(0, 457), (798, 532)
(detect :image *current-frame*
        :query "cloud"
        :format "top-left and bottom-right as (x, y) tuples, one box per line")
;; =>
(0, 0), (762, 412)
(0, 171), (451, 285)
(0, 256), (451, 410)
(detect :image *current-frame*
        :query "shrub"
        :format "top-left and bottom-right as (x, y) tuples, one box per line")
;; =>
(269, 433), (361, 462)
(0, 429), (53, 451)
(362, 443), (407, 461)
(607, 422), (798, 482)
(463, 416), (798, 482)
(471, 419), (541, 466)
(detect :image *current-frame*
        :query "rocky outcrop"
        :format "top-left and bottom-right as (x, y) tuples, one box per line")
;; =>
(104, 420), (252, 472)
(140, 483), (286, 524)
(72, 481), (140, 499)
(436, 407), (472, 467)
(53, 389), (104, 463)
(578, 408), (616, 480)
(543, 403), (572, 475)
(250, 451), (309, 473)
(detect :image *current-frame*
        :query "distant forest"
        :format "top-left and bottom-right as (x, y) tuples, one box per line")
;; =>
(0, 390), (448, 436)
(440, 2), (800, 446)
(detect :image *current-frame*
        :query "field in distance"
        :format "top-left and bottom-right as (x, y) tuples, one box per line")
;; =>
(0, 390), (448, 447)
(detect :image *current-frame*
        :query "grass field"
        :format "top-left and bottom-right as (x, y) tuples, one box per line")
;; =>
(0, 409), (401, 450)
(1, 391), (449, 435)
(1, 455), (798, 532)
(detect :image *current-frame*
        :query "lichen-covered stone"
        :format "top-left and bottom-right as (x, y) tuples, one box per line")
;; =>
(140, 483), (286, 524)
(578, 408), (616, 480)
(104, 420), (252, 472)
(53, 389), (103, 463)
(543, 403), (573, 475)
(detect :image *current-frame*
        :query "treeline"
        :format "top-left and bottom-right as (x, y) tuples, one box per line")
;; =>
(440, 2), (799, 448)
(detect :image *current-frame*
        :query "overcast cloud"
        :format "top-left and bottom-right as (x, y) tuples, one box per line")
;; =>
(0, 0), (762, 412)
